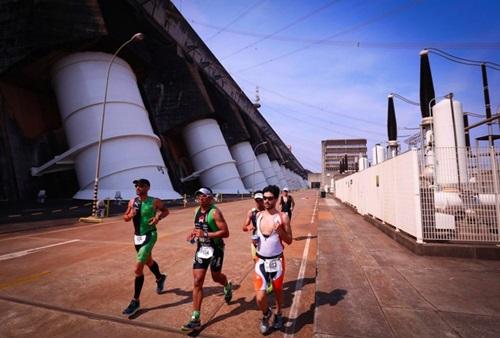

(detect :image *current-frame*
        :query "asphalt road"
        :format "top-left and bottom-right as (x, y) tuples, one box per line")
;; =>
(0, 190), (319, 338)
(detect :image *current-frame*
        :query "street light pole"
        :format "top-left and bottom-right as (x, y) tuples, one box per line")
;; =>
(252, 141), (268, 193)
(89, 33), (144, 219)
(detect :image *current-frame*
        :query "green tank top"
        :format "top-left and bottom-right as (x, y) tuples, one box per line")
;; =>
(194, 205), (224, 248)
(132, 196), (156, 235)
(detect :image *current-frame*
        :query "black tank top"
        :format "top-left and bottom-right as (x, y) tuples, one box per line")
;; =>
(280, 196), (293, 212)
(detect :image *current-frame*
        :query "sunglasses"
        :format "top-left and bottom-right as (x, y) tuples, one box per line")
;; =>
(263, 196), (275, 201)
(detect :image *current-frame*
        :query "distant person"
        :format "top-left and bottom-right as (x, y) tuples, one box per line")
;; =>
(37, 189), (47, 204)
(114, 191), (123, 205)
(122, 178), (169, 316)
(96, 199), (106, 218)
(242, 191), (265, 261)
(253, 185), (292, 334)
(279, 187), (295, 220)
(182, 187), (232, 332)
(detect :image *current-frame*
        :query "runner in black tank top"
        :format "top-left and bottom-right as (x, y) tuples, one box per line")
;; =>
(279, 188), (295, 220)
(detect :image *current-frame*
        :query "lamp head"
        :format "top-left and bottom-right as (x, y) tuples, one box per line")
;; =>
(132, 33), (145, 41)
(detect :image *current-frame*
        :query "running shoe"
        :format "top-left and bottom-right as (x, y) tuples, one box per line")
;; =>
(259, 308), (272, 334)
(223, 280), (233, 304)
(122, 299), (140, 316)
(181, 317), (201, 332)
(273, 313), (284, 329)
(156, 273), (167, 294)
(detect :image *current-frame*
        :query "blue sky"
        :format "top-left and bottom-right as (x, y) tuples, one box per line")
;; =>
(171, 0), (500, 172)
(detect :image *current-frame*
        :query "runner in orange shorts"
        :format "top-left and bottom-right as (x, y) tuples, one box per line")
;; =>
(252, 185), (292, 334)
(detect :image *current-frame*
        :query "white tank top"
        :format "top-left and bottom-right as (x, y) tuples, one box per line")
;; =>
(255, 213), (283, 258)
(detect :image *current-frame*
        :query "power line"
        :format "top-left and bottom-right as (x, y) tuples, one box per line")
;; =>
(263, 99), (386, 137)
(206, 0), (268, 42)
(191, 19), (500, 50)
(426, 48), (500, 71)
(233, 0), (421, 74)
(263, 103), (382, 142)
(236, 75), (383, 126)
(390, 93), (420, 106)
(221, 0), (342, 60)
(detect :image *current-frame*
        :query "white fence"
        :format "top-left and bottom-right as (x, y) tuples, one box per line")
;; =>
(419, 147), (500, 242)
(334, 147), (500, 243)
(335, 150), (423, 242)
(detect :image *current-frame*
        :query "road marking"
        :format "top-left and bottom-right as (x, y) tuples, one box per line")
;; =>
(0, 219), (124, 242)
(0, 271), (50, 290)
(51, 209), (62, 213)
(0, 239), (80, 261)
(7, 214), (21, 218)
(31, 212), (43, 216)
(285, 195), (318, 337)
(69, 206), (78, 210)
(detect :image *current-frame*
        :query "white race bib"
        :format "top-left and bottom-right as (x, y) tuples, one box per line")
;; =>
(197, 246), (214, 259)
(264, 258), (281, 273)
(134, 235), (146, 245)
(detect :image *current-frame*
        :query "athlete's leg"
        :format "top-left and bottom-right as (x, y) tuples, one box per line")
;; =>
(272, 257), (286, 314)
(274, 288), (284, 313)
(255, 290), (268, 312)
(133, 261), (146, 299)
(210, 270), (227, 286)
(192, 268), (207, 312)
(146, 255), (162, 280)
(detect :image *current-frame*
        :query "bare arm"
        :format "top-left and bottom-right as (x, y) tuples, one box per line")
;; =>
(242, 210), (253, 232)
(123, 199), (135, 222)
(149, 198), (170, 225)
(276, 212), (293, 244)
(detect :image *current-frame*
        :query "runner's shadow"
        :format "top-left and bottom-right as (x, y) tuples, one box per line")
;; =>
(129, 285), (241, 320)
(188, 294), (255, 337)
(128, 287), (192, 319)
(285, 289), (347, 335)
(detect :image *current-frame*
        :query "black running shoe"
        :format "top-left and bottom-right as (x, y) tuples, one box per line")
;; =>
(273, 313), (284, 329)
(122, 299), (140, 316)
(156, 273), (167, 294)
(223, 281), (233, 304)
(181, 317), (201, 332)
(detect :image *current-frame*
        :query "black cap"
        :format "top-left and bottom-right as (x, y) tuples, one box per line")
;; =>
(133, 178), (150, 187)
(195, 187), (213, 196)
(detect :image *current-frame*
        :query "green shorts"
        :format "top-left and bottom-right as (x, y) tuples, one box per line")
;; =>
(134, 231), (157, 263)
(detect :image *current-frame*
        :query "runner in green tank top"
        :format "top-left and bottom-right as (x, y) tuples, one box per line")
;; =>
(121, 178), (170, 316)
(181, 187), (233, 332)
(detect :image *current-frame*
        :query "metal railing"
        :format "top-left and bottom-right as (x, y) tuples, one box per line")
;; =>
(419, 147), (500, 242)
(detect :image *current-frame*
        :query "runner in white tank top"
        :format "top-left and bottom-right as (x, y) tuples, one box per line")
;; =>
(252, 185), (292, 334)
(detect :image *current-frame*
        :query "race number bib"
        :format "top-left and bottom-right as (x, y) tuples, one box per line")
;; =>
(134, 235), (146, 245)
(197, 246), (214, 259)
(264, 258), (281, 273)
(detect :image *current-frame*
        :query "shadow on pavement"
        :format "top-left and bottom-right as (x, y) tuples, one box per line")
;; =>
(285, 288), (348, 335)
(128, 284), (241, 321)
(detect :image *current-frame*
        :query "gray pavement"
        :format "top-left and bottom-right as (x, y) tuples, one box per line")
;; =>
(315, 197), (500, 338)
